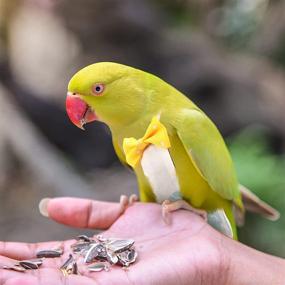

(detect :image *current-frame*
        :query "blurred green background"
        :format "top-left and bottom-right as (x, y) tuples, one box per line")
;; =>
(0, 0), (285, 257)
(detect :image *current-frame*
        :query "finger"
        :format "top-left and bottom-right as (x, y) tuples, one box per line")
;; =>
(0, 255), (18, 268)
(0, 268), (97, 285)
(42, 198), (124, 229)
(0, 240), (73, 260)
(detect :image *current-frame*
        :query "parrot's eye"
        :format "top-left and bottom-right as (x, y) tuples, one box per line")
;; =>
(91, 83), (105, 96)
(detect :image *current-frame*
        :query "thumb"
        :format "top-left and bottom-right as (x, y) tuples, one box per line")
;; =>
(39, 197), (123, 230)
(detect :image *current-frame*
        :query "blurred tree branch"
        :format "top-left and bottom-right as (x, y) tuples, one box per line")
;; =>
(0, 85), (94, 197)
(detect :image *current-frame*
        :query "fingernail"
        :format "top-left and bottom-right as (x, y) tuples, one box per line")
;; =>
(39, 198), (51, 217)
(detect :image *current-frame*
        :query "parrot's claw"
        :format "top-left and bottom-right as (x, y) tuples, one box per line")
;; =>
(119, 194), (139, 214)
(119, 195), (129, 214)
(162, 200), (172, 225)
(129, 194), (138, 205)
(162, 199), (207, 224)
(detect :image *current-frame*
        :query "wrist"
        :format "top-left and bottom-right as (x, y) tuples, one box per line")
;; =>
(225, 238), (285, 285)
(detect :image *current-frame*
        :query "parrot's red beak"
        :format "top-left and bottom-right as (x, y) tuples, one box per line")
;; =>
(66, 92), (97, 129)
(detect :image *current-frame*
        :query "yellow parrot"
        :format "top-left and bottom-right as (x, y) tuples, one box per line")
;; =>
(66, 62), (279, 239)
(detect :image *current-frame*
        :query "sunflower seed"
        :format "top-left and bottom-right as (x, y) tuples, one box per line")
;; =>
(36, 249), (63, 258)
(24, 258), (44, 266)
(127, 249), (137, 263)
(105, 238), (135, 253)
(96, 235), (107, 242)
(73, 260), (78, 275)
(117, 249), (137, 267)
(95, 244), (107, 258)
(88, 262), (109, 272)
(106, 250), (119, 264)
(19, 260), (39, 270)
(71, 242), (91, 254)
(2, 265), (26, 272)
(84, 243), (100, 263)
(76, 235), (91, 242)
(60, 254), (74, 269)
(60, 254), (78, 276)
(18, 258), (43, 267)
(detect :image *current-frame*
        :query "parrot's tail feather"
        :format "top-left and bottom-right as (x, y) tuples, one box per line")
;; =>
(239, 184), (280, 221)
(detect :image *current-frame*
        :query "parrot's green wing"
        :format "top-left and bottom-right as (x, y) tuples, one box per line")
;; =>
(173, 108), (241, 205)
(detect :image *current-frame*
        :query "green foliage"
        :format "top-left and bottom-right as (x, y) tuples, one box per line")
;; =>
(153, 0), (196, 26)
(227, 128), (285, 257)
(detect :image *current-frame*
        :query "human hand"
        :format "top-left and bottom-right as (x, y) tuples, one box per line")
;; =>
(0, 198), (284, 285)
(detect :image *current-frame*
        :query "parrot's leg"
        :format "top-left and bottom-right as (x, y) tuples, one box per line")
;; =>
(162, 199), (207, 224)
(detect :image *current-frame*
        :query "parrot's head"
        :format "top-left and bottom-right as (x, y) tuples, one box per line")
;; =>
(66, 62), (151, 130)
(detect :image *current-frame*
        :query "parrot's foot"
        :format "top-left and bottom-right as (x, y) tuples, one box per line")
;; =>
(162, 199), (207, 224)
(119, 194), (139, 214)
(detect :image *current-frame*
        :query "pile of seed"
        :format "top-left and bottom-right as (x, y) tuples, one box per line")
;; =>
(2, 235), (138, 275)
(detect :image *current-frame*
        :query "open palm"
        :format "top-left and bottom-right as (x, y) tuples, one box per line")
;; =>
(0, 198), (253, 284)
